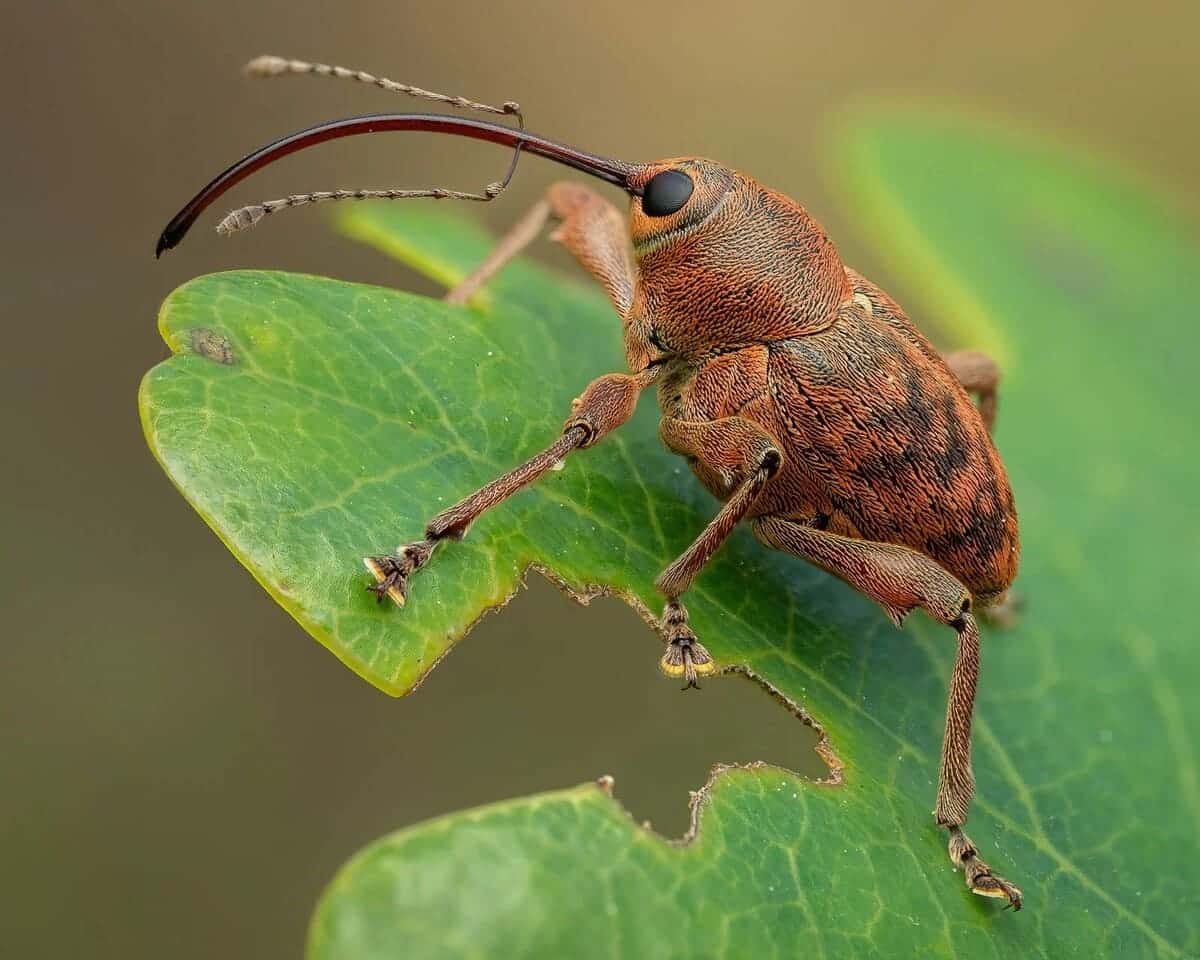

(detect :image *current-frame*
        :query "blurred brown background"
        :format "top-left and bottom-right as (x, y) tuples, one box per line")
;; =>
(2, 1), (1196, 957)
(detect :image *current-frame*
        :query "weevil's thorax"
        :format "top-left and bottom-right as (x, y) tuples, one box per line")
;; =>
(625, 160), (851, 364)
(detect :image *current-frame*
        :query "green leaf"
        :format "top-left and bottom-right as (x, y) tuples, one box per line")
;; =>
(140, 113), (1199, 958)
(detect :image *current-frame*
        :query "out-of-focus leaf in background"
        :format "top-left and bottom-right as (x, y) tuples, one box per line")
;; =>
(141, 111), (1198, 957)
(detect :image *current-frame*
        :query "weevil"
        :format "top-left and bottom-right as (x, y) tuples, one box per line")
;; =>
(158, 57), (1023, 910)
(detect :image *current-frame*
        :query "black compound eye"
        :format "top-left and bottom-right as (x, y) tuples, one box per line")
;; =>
(641, 170), (694, 217)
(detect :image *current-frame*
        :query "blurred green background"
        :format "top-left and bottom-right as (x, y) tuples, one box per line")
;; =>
(3, 2), (1196, 957)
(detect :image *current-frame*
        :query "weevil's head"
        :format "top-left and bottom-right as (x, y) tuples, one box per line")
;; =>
(625, 159), (739, 261)
(621, 156), (848, 355)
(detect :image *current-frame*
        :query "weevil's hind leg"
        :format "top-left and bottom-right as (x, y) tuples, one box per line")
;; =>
(935, 615), (1023, 909)
(365, 367), (657, 607)
(752, 515), (1023, 909)
(654, 417), (782, 688)
(943, 350), (1001, 434)
(446, 182), (635, 314)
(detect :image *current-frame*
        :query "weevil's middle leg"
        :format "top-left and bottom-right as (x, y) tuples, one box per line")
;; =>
(752, 515), (1022, 909)
(654, 417), (782, 688)
(366, 366), (656, 606)
(446, 182), (635, 313)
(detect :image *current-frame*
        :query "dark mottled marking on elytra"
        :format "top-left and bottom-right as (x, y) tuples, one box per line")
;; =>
(938, 429), (971, 474)
(930, 386), (971, 475)
(901, 374), (935, 433)
(972, 466), (1006, 521)
(925, 503), (1008, 595)
(853, 376), (936, 478)
(190, 327), (235, 364)
(940, 386), (967, 441)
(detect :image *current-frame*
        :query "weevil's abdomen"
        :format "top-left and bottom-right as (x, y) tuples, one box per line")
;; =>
(656, 288), (1019, 601)
(760, 280), (1020, 600)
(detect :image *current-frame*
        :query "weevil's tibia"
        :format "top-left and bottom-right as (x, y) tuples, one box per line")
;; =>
(937, 615), (1023, 909)
(365, 369), (658, 607)
(215, 55), (525, 237)
(652, 422), (782, 688)
(365, 426), (585, 608)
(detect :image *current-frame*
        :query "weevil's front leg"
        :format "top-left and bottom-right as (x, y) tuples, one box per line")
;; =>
(447, 182), (634, 314)
(654, 417), (782, 688)
(752, 515), (1023, 909)
(943, 350), (1001, 433)
(365, 366), (656, 605)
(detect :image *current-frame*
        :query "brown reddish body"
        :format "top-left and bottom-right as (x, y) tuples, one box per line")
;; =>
(156, 57), (1024, 911)
(629, 164), (1018, 608)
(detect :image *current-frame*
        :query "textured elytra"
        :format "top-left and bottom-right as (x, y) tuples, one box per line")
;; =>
(142, 111), (1198, 958)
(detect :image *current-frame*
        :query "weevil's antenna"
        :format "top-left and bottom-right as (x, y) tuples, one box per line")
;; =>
(243, 56), (522, 123)
(156, 114), (638, 256)
(205, 58), (527, 241)
(215, 183), (509, 236)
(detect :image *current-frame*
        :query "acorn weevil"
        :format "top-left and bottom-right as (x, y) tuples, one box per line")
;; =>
(158, 56), (1023, 910)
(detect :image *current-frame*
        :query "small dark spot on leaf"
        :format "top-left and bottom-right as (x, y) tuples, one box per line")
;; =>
(190, 328), (235, 364)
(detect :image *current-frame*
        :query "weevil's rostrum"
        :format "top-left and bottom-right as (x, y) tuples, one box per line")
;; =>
(157, 56), (1024, 911)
